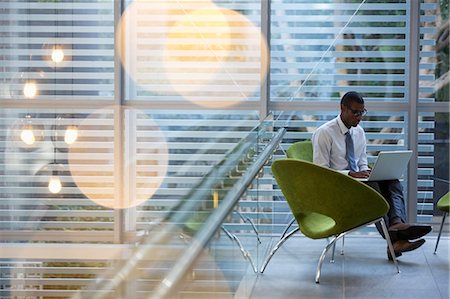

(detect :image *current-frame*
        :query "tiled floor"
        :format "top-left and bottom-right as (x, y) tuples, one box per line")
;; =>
(251, 235), (449, 299)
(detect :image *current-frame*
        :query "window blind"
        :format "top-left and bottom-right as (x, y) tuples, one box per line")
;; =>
(0, 0), (115, 100)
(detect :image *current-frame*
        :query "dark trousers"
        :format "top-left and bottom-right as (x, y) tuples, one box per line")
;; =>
(365, 179), (407, 238)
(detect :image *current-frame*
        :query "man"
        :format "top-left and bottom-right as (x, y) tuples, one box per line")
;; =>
(312, 91), (431, 259)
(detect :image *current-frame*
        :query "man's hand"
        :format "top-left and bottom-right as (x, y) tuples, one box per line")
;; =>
(348, 170), (371, 178)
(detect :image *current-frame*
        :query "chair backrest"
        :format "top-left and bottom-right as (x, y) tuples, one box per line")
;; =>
(271, 159), (389, 239)
(437, 192), (450, 213)
(286, 140), (313, 162)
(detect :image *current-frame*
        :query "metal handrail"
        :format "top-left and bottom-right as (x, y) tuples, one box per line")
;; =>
(150, 128), (286, 299)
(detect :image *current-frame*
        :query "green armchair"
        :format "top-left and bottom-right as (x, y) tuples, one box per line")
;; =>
(287, 140), (344, 259)
(260, 159), (400, 283)
(286, 140), (313, 162)
(434, 191), (449, 254)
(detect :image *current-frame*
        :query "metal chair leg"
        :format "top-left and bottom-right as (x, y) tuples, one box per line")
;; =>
(434, 212), (447, 254)
(260, 227), (299, 273)
(330, 240), (336, 263)
(330, 235), (345, 262)
(380, 218), (400, 274)
(221, 227), (258, 273)
(315, 235), (341, 283)
(316, 218), (399, 283)
(280, 218), (296, 239)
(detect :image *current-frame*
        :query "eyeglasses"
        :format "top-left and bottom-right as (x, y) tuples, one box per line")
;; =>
(346, 105), (367, 117)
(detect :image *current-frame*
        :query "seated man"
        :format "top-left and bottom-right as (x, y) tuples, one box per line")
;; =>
(312, 91), (431, 259)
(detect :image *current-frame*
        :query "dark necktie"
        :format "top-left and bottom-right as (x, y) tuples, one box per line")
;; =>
(345, 131), (358, 171)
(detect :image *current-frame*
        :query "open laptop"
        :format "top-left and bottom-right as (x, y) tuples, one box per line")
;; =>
(358, 150), (413, 181)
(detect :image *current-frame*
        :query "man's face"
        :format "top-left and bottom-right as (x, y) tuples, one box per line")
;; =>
(341, 102), (366, 128)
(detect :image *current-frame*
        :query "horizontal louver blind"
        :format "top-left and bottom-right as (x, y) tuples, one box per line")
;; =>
(416, 2), (439, 222)
(262, 1), (438, 230)
(0, 109), (116, 242)
(120, 0), (263, 105)
(0, 1), (114, 100)
(270, 1), (409, 101)
(134, 110), (259, 229)
(0, 109), (259, 241)
(418, 2), (438, 103)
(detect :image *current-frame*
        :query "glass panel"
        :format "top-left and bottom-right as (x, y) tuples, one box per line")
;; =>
(0, 108), (263, 297)
(46, 120), (270, 298)
(120, 0), (264, 106)
(0, 0), (446, 297)
(270, 0), (409, 102)
(134, 110), (259, 232)
(0, 108), (115, 241)
(419, 1), (442, 103)
(158, 125), (268, 298)
(0, 0), (115, 100)
(417, 112), (449, 225)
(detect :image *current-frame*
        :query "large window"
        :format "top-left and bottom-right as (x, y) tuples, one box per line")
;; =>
(0, 1), (448, 296)
(1, 1), (115, 100)
(119, 0), (264, 108)
(268, 0), (448, 223)
(0, 0), (447, 235)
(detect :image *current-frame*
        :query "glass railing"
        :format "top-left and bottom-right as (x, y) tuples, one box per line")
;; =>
(77, 120), (284, 299)
(0, 116), (285, 299)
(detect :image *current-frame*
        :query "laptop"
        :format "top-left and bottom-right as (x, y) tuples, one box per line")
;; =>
(358, 150), (413, 181)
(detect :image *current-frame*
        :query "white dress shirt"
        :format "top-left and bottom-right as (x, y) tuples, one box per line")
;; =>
(312, 116), (369, 173)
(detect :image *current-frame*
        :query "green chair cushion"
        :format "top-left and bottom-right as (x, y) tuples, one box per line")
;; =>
(437, 192), (450, 213)
(298, 212), (336, 239)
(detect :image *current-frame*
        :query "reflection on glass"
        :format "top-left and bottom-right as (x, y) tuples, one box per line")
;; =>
(19, 114), (36, 145)
(64, 125), (78, 144)
(117, 1), (267, 106)
(12, 114), (45, 150)
(51, 46), (65, 63)
(23, 81), (37, 98)
(48, 174), (62, 193)
(20, 125), (35, 145)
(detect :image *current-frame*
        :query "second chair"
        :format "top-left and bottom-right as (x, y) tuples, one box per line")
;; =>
(286, 140), (313, 162)
(434, 191), (449, 253)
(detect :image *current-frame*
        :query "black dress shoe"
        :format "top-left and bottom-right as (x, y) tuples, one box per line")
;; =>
(387, 239), (426, 260)
(388, 223), (432, 240)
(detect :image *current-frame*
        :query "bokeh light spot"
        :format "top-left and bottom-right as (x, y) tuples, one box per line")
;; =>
(68, 106), (169, 209)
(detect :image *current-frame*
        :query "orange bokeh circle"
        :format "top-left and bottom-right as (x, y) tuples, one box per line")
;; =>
(68, 106), (169, 209)
(116, 1), (268, 108)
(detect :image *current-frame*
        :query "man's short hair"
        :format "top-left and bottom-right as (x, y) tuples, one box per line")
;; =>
(341, 91), (364, 106)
